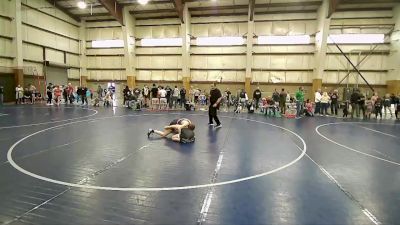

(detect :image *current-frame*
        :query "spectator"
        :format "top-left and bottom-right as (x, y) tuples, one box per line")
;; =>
(383, 93), (393, 117)
(279, 88), (287, 115)
(165, 86), (172, 107)
(330, 89), (339, 116)
(53, 85), (62, 106)
(375, 96), (383, 119)
(365, 97), (373, 119)
(29, 84), (36, 104)
(272, 89), (279, 103)
(23, 88), (32, 104)
(295, 87), (305, 117)
(239, 89), (248, 108)
(358, 92), (366, 119)
(0, 84), (3, 106)
(171, 86), (179, 108)
(180, 87), (186, 108)
(142, 85), (150, 108)
(305, 99), (314, 117)
(123, 86), (130, 106)
(350, 89), (360, 118)
(253, 87), (262, 109)
(67, 83), (74, 104)
(395, 94), (400, 119)
(15, 85), (23, 104)
(314, 89), (322, 115)
(321, 92), (330, 116)
(225, 88), (232, 109)
(46, 83), (53, 105)
(97, 85), (103, 98)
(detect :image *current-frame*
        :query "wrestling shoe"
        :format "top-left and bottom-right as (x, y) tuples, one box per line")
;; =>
(208, 123), (214, 126)
(215, 124), (222, 129)
(147, 129), (154, 138)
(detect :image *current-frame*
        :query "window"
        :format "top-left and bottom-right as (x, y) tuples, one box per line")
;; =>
(257, 35), (311, 45)
(140, 38), (182, 46)
(327, 34), (385, 44)
(92, 40), (124, 48)
(196, 36), (245, 46)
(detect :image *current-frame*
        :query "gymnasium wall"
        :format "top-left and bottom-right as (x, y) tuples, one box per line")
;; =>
(21, 0), (80, 80)
(135, 18), (182, 82)
(85, 20), (125, 81)
(0, 0), (15, 73)
(252, 13), (317, 84)
(324, 10), (394, 85)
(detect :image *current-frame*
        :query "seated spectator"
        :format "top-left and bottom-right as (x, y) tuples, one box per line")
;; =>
(23, 88), (32, 104)
(304, 99), (314, 117)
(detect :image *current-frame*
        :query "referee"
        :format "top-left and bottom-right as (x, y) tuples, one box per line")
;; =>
(209, 84), (223, 128)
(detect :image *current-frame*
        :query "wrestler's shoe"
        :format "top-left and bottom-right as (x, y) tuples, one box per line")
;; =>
(147, 129), (154, 138)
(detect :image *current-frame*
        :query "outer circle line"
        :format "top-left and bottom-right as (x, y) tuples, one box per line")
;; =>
(7, 113), (307, 191)
(0, 107), (98, 130)
(315, 122), (400, 166)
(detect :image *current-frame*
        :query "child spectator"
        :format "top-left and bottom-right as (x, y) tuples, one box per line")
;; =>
(305, 99), (314, 117)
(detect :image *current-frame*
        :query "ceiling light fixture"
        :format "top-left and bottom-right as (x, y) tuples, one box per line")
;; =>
(77, 1), (87, 9)
(138, 0), (149, 5)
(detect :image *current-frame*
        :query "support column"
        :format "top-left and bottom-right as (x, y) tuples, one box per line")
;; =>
(12, 0), (23, 86)
(313, 0), (330, 95)
(387, 4), (400, 95)
(181, 4), (191, 91)
(245, 20), (254, 94)
(123, 7), (136, 88)
(79, 20), (87, 86)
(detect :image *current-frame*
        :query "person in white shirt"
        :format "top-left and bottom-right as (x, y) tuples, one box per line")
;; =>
(159, 87), (167, 98)
(171, 86), (180, 108)
(314, 89), (322, 115)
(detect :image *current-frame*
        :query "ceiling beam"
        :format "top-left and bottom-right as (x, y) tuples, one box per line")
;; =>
(45, 0), (81, 22)
(255, 1), (322, 8)
(328, 0), (342, 18)
(98, 0), (124, 25)
(171, 0), (184, 23)
(120, 0), (172, 6)
(249, 0), (255, 21)
(130, 8), (176, 15)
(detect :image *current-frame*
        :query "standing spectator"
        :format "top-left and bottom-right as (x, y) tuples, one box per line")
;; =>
(97, 85), (103, 98)
(295, 87), (305, 117)
(151, 84), (158, 99)
(358, 92), (366, 119)
(272, 89), (280, 104)
(253, 87), (262, 110)
(321, 92), (330, 116)
(142, 85), (150, 108)
(29, 84), (36, 104)
(79, 86), (86, 105)
(53, 85), (62, 106)
(350, 89), (360, 118)
(383, 93), (393, 117)
(165, 86), (172, 108)
(123, 86), (130, 106)
(239, 89), (248, 108)
(62, 85), (68, 104)
(15, 85), (23, 104)
(194, 88), (200, 104)
(180, 87), (186, 108)
(85, 88), (91, 105)
(171, 86), (179, 108)
(279, 88), (287, 115)
(67, 83), (74, 104)
(330, 89), (339, 116)
(365, 97), (373, 119)
(0, 84), (3, 106)
(314, 89), (322, 115)
(395, 94), (400, 119)
(46, 83), (53, 105)
(209, 84), (222, 128)
(375, 96), (383, 119)
(225, 88), (232, 109)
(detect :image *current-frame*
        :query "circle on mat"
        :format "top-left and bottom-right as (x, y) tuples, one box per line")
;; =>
(0, 107), (98, 129)
(316, 122), (400, 166)
(7, 114), (307, 191)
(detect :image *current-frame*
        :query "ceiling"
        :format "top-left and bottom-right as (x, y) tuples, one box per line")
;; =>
(48, 0), (399, 22)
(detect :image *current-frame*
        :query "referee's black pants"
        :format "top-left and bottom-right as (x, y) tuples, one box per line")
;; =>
(209, 105), (221, 125)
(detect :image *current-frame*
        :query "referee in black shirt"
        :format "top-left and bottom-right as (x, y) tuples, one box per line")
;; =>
(209, 84), (223, 128)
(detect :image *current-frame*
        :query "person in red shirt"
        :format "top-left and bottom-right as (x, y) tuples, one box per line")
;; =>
(53, 85), (62, 106)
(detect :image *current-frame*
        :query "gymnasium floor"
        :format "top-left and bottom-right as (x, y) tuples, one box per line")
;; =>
(0, 105), (399, 225)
